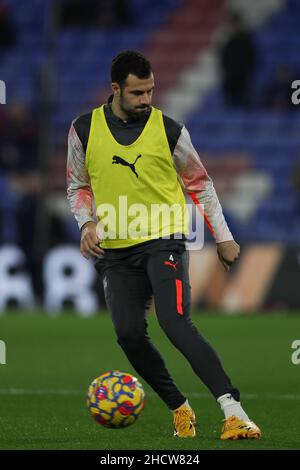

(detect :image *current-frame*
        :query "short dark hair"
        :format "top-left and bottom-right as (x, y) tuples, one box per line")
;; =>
(111, 51), (152, 87)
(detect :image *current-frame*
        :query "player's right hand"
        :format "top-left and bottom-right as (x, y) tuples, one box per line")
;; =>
(80, 221), (104, 259)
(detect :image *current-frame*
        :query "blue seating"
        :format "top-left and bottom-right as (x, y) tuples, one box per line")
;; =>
(185, 0), (300, 243)
(2, 0), (300, 242)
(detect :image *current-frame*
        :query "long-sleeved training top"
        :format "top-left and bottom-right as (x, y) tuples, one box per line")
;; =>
(66, 97), (233, 244)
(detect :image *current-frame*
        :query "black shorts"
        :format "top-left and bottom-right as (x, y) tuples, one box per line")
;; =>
(95, 236), (190, 320)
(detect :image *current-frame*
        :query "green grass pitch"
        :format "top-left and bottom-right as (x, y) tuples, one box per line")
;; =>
(0, 312), (299, 450)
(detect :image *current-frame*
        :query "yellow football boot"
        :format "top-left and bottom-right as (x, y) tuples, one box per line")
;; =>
(173, 403), (196, 438)
(220, 415), (262, 440)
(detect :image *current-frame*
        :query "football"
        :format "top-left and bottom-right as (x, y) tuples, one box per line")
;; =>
(87, 370), (145, 428)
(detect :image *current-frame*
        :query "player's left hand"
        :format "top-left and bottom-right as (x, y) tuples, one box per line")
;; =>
(216, 240), (240, 272)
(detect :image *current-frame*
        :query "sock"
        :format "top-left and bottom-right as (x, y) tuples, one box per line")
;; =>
(217, 393), (249, 420)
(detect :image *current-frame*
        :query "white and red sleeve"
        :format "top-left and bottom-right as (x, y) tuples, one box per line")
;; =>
(172, 126), (233, 243)
(66, 123), (95, 230)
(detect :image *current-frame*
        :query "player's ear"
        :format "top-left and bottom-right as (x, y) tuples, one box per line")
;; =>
(111, 82), (121, 96)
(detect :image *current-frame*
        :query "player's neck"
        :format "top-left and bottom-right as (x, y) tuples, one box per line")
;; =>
(111, 97), (128, 122)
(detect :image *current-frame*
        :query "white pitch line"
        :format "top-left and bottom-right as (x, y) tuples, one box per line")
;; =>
(186, 392), (300, 401)
(0, 389), (299, 400)
(0, 388), (83, 396)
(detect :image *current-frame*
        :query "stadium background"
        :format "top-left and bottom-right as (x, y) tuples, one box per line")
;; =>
(0, 0), (300, 451)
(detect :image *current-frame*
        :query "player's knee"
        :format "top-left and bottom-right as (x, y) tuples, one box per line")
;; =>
(116, 328), (146, 350)
(157, 315), (196, 346)
(157, 318), (181, 345)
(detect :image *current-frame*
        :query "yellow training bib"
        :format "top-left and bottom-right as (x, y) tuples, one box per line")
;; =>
(86, 105), (189, 248)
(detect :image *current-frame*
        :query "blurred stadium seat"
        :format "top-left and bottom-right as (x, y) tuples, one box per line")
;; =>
(1, 0), (300, 312)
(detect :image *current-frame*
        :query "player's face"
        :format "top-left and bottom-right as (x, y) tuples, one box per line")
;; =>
(118, 73), (154, 119)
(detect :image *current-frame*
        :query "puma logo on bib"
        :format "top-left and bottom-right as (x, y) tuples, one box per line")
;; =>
(112, 154), (142, 178)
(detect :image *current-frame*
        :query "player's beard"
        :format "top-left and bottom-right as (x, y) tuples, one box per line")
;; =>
(119, 93), (151, 121)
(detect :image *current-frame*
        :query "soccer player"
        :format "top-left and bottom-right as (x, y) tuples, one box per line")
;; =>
(67, 50), (261, 440)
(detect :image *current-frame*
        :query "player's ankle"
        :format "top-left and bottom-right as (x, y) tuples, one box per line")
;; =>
(217, 393), (249, 420)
